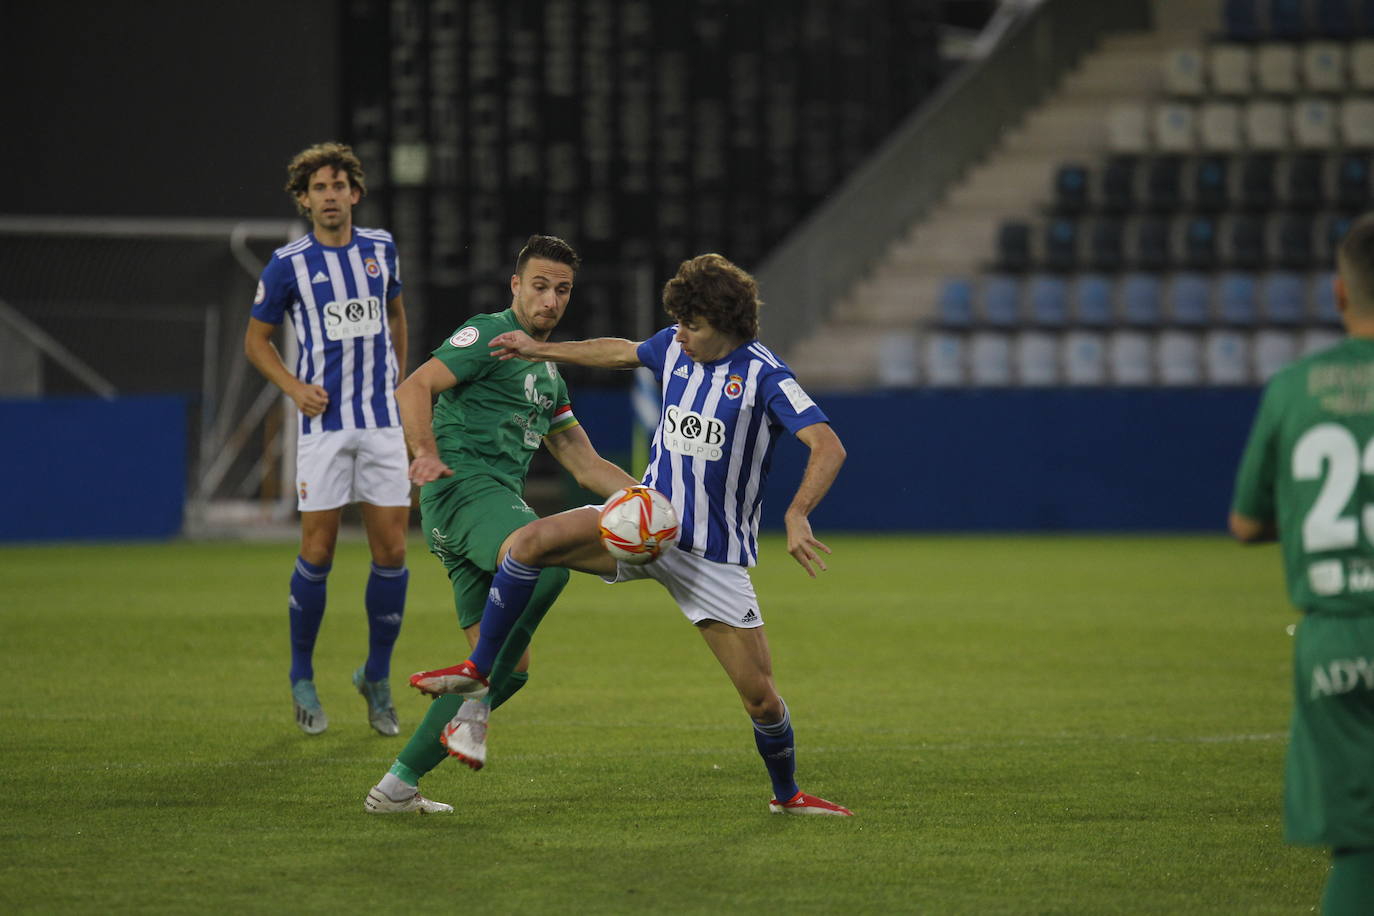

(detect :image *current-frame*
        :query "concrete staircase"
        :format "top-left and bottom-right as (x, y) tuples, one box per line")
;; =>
(786, 0), (1221, 389)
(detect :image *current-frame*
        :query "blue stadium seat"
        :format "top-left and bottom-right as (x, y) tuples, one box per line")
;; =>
(1193, 156), (1230, 211)
(1276, 213), (1316, 270)
(1323, 212), (1356, 260)
(1336, 154), (1371, 210)
(1122, 273), (1164, 326)
(1145, 156), (1184, 212)
(1269, 0), (1308, 37)
(1170, 273), (1213, 325)
(1312, 271), (1340, 323)
(1088, 217), (1125, 272)
(936, 277), (974, 326)
(1100, 156), (1138, 214)
(996, 221), (1032, 273)
(1027, 274), (1070, 326)
(1219, 271), (1260, 324)
(981, 274), (1022, 326)
(1224, 0), (1263, 41)
(1182, 215), (1220, 270)
(1315, 0), (1355, 36)
(1227, 215), (1266, 270)
(1043, 217), (1080, 271)
(1073, 273), (1115, 325)
(1132, 216), (1173, 270)
(1238, 154), (1278, 211)
(1053, 163), (1090, 214)
(1262, 271), (1307, 324)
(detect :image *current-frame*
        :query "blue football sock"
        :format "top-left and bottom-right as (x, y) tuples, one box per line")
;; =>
(469, 554), (542, 675)
(288, 556), (330, 683)
(363, 563), (407, 681)
(753, 699), (799, 803)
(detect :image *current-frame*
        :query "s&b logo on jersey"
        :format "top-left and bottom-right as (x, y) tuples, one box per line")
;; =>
(323, 296), (383, 341)
(664, 404), (725, 461)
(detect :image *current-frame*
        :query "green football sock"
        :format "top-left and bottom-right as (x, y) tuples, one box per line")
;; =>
(489, 670), (529, 710)
(1323, 847), (1374, 916)
(394, 693), (464, 779)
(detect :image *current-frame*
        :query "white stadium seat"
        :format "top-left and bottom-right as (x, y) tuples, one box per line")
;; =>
(1062, 331), (1107, 386)
(1203, 329), (1252, 385)
(1199, 101), (1243, 151)
(1302, 41), (1346, 92)
(876, 331), (919, 387)
(1157, 330), (1203, 386)
(1351, 41), (1374, 92)
(1256, 43), (1299, 94)
(1163, 48), (1206, 96)
(1209, 44), (1253, 96)
(922, 331), (966, 387)
(1014, 331), (1059, 386)
(1244, 99), (1288, 150)
(1153, 102), (1197, 152)
(1292, 97), (1337, 149)
(1340, 98), (1374, 149)
(1107, 330), (1154, 386)
(1253, 329), (1298, 381)
(969, 332), (1013, 386)
(1108, 103), (1149, 153)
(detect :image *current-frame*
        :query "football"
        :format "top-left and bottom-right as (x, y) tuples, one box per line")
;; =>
(598, 486), (679, 565)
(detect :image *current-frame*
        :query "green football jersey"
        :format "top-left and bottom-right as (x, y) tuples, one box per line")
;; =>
(427, 309), (577, 495)
(1233, 337), (1374, 615)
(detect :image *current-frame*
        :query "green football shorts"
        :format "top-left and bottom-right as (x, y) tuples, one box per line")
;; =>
(1285, 611), (1374, 847)
(420, 474), (538, 629)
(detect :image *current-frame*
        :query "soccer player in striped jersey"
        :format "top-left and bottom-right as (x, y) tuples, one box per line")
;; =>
(364, 235), (640, 814)
(244, 143), (411, 739)
(410, 253), (853, 816)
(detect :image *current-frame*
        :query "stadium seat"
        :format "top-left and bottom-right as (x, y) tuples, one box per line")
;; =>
(1219, 271), (1261, 324)
(1027, 274), (1070, 326)
(1169, 272), (1213, 325)
(876, 332), (919, 387)
(1311, 270), (1340, 324)
(1107, 330), (1154, 385)
(1269, 0), (1308, 39)
(1254, 329), (1298, 380)
(1087, 217), (1126, 272)
(1157, 330), (1204, 386)
(1340, 98), (1374, 148)
(1100, 156), (1139, 213)
(1301, 327), (1344, 355)
(1262, 271), (1308, 324)
(1192, 155), (1232, 210)
(1245, 100), (1289, 150)
(1153, 103), (1197, 152)
(1122, 272), (1164, 325)
(996, 221), (1032, 273)
(969, 332), (1013, 386)
(936, 277), (975, 327)
(1013, 331), (1059, 386)
(1224, 0), (1263, 41)
(1275, 213), (1316, 270)
(1199, 102), (1243, 152)
(1108, 104), (1149, 153)
(1302, 41), (1346, 91)
(1335, 153), (1372, 209)
(1062, 331), (1108, 385)
(1321, 213), (1356, 260)
(1257, 43), (1299, 94)
(1281, 154), (1326, 210)
(1204, 329), (1253, 385)
(1315, 0), (1356, 37)
(1353, 40), (1374, 89)
(981, 274), (1022, 325)
(1292, 98), (1337, 149)
(1210, 44), (1254, 93)
(922, 331), (966, 386)
(1226, 214), (1267, 269)
(1163, 48), (1206, 96)
(1145, 156), (1185, 212)
(1053, 163), (1090, 214)
(1238, 154), (1278, 210)
(1072, 273), (1116, 325)
(1131, 216), (1173, 270)
(1181, 216), (1220, 270)
(1042, 217), (1080, 271)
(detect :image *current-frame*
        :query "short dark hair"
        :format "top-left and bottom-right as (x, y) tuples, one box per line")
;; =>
(515, 235), (581, 275)
(284, 142), (367, 216)
(661, 253), (760, 341)
(1339, 213), (1374, 311)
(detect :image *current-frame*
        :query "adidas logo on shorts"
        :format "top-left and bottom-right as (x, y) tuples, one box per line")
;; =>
(742, 608), (758, 623)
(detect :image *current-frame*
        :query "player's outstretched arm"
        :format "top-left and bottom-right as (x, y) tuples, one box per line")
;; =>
(243, 316), (329, 416)
(544, 424), (639, 499)
(489, 331), (642, 369)
(395, 358), (458, 485)
(784, 422), (847, 578)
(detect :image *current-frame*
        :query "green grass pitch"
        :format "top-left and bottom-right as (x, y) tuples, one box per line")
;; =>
(0, 534), (1326, 913)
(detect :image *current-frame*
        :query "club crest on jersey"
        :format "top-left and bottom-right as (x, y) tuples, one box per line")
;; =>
(724, 374), (744, 399)
(364, 257), (381, 277)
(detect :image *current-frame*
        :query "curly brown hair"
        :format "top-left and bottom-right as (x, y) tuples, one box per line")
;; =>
(661, 253), (760, 341)
(284, 142), (367, 216)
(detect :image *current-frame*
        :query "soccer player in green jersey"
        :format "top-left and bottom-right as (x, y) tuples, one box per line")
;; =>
(1231, 213), (1374, 914)
(363, 235), (638, 814)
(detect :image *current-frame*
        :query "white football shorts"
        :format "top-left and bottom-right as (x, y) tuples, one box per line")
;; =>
(603, 543), (764, 629)
(295, 426), (411, 511)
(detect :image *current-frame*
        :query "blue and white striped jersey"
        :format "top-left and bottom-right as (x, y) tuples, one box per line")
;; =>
(252, 228), (403, 435)
(637, 326), (829, 567)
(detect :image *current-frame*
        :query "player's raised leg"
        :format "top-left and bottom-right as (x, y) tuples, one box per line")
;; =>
(697, 620), (852, 816)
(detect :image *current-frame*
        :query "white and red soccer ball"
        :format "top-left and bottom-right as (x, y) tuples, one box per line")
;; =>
(598, 486), (679, 565)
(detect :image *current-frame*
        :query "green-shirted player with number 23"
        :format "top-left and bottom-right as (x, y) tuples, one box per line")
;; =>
(1231, 212), (1374, 914)
(363, 235), (638, 814)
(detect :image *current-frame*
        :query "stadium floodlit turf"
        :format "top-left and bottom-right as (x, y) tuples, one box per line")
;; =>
(0, 535), (1326, 913)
